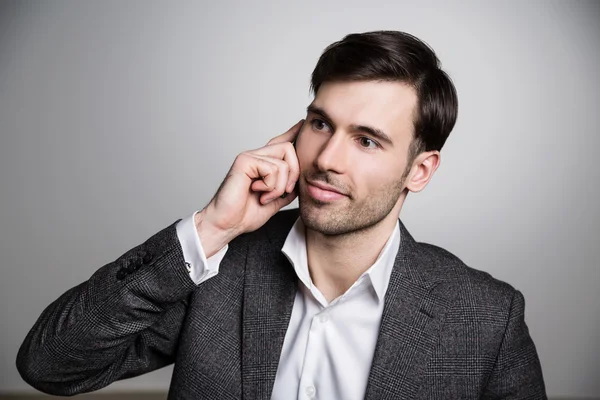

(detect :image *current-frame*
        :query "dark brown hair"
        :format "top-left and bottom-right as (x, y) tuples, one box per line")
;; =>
(311, 31), (458, 160)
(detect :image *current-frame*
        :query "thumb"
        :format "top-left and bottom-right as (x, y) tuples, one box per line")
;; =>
(264, 189), (298, 213)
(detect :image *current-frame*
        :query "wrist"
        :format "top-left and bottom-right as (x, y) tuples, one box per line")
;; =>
(194, 208), (238, 258)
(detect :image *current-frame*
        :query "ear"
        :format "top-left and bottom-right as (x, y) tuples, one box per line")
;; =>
(405, 151), (441, 193)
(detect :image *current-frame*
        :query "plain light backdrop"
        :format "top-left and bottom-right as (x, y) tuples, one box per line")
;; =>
(1, 0), (599, 397)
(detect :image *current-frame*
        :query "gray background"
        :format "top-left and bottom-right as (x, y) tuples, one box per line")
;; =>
(1, 0), (599, 397)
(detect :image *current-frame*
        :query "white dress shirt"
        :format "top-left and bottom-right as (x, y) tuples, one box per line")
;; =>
(175, 212), (400, 400)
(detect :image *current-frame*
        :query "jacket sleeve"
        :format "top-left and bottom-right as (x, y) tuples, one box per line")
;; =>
(16, 219), (198, 396)
(482, 290), (547, 399)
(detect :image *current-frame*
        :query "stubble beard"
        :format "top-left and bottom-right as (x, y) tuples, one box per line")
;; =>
(298, 174), (406, 237)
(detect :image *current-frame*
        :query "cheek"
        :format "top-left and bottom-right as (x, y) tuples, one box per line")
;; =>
(351, 157), (404, 190)
(295, 131), (322, 170)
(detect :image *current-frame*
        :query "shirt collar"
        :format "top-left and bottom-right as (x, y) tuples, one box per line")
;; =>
(281, 217), (401, 303)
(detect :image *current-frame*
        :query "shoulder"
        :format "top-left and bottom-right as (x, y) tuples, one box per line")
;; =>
(263, 208), (300, 232)
(230, 208), (299, 248)
(414, 241), (519, 315)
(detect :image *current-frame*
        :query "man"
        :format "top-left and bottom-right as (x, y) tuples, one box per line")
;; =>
(17, 31), (546, 399)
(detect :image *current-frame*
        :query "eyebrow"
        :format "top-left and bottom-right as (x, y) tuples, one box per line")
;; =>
(306, 104), (394, 147)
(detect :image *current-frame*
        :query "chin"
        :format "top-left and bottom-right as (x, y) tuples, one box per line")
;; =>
(299, 200), (331, 233)
(298, 202), (354, 236)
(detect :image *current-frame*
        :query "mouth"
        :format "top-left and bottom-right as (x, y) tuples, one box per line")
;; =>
(305, 179), (348, 202)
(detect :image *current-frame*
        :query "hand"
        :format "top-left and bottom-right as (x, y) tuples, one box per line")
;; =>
(195, 120), (303, 257)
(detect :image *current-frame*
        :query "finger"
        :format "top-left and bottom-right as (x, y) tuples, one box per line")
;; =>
(262, 187), (298, 210)
(236, 153), (280, 191)
(266, 119), (304, 146)
(249, 172), (284, 194)
(251, 142), (299, 193)
(251, 154), (289, 202)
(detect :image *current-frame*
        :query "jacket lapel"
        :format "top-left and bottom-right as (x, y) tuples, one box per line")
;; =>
(241, 212), (298, 400)
(364, 220), (455, 400)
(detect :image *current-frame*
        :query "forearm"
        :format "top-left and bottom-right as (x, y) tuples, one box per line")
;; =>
(16, 219), (197, 395)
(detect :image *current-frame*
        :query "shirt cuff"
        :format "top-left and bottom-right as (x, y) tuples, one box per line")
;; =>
(176, 210), (228, 285)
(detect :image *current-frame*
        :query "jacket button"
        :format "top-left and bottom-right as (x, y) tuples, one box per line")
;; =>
(126, 262), (138, 273)
(116, 269), (128, 280)
(142, 251), (153, 264)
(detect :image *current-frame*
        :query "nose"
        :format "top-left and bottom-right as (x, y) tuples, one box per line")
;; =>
(314, 133), (347, 173)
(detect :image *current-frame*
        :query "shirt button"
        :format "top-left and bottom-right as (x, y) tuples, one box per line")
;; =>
(305, 385), (316, 398)
(319, 313), (329, 323)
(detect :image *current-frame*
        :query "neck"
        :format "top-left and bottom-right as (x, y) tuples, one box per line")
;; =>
(305, 211), (400, 302)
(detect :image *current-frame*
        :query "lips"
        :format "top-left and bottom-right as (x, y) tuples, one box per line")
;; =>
(305, 179), (348, 202)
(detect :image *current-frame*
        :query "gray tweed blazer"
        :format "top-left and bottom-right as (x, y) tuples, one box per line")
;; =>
(17, 209), (546, 399)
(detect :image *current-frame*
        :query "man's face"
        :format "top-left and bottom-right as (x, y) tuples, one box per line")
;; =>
(296, 80), (418, 236)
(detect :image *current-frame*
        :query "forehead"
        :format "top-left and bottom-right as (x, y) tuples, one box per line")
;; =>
(311, 80), (418, 140)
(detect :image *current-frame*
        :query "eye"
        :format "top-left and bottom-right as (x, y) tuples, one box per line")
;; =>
(358, 137), (379, 149)
(310, 118), (331, 132)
